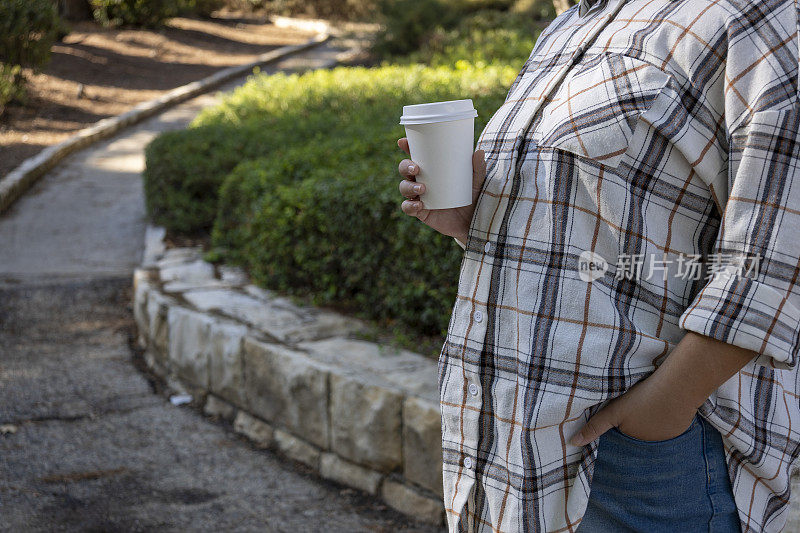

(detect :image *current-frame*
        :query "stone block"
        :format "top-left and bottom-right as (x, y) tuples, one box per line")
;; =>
(204, 394), (236, 421)
(162, 279), (234, 293)
(143, 349), (167, 377)
(274, 429), (320, 468)
(218, 265), (249, 285)
(298, 338), (438, 402)
(298, 337), (428, 375)
(403, 397), (444, 497)
(132, 270), (150, 348)
(242, 284), (275, 302)
(233, 411), (273, 448)
(384, 366), (439, 403)
(381, 479), (444, 526)
(787, 472), (800, 530)
(157, 247), (202, 267)
(184, 289), (289, 328)
(330, 373), (402, 472)
(243, 337), (330, 449)
(183, 288), (359, 343)
(142, 225), (166, 267)
(320, 453), (383, 495)
(160, 259), (215, 283)
(167, 306), (214, 388)
(208, 320), (248, 407)
(146, 290), (171, 360)
(288, 310), (365, 342)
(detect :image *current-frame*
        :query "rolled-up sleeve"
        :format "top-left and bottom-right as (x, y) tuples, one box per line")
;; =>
(679, 109), (800, 369)
(678, 8), (800, 369)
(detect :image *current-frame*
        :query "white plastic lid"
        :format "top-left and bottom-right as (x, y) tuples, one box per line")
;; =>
(400, 99), (477, 125)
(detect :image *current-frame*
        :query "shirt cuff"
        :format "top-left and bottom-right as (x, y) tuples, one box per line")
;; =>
(678, 271), (800, 370)
(454, 237), (467, 250)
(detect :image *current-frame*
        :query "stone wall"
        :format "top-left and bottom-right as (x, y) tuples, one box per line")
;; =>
(132, 227), (445, 525)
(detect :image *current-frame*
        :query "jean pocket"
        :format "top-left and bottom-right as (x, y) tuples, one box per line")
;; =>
(611, 414), (700, 446)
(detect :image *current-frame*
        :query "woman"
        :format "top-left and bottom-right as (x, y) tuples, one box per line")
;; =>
(397, 0), (800, 531)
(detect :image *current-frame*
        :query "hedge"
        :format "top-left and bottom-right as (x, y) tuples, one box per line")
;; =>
(404, 10), (543, 67)
(0, 0), (61, 111)
(89, 0), (177, 27)
(142, 7), (545, 340)
(144, 63), (516, 336)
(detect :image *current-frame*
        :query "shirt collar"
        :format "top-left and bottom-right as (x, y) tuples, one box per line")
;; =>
(578, 0), (609, 17)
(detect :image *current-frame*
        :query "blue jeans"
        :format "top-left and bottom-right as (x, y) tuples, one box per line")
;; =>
(577, 415), (741, 532)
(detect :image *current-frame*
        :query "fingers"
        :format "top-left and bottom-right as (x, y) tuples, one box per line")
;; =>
(473, 149), (487, 178)
(471, 150), (487, 202)
(397, 137), (410, 156)
(570, 410), (615, 447)
(398, 159), (420, 179)
(401, 199), (425, 217)
(399, 178), (425, 199)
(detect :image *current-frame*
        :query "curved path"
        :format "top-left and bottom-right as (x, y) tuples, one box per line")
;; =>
(0, 43), (440, 532)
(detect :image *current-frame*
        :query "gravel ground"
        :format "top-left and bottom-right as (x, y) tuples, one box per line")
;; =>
(0, 41), (444, 532)
(0, 277), (443, 533)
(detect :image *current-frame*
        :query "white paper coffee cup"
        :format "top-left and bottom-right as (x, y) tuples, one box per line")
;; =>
(400, 99), (477, 210)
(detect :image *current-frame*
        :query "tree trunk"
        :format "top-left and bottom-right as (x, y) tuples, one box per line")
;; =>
(553, 0), (577, 15)
(58, 0), (91, 21)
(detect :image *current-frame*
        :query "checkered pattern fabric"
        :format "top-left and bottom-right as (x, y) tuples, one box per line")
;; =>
(439, 0), (800, 531)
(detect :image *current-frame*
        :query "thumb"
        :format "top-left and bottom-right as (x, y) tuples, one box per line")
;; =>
(570, 409), (615, 447)
(472, 150), (486, 189)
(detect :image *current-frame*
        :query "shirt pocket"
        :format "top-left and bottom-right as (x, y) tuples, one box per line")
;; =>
(532, 52), (673, 169)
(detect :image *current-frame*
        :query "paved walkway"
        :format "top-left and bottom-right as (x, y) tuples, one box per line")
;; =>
(0, 44), (440, 532)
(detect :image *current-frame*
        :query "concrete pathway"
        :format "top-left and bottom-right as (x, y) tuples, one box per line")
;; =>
(0, 44), (440, 532)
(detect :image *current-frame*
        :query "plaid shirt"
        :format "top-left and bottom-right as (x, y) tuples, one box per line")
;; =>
(439, 0), (800, 531)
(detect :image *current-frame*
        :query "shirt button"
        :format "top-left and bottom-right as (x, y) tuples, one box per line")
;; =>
(484, 241), (491, 254)
(463, 456), (474, 469)
(468, 383), (480, 397)
(474, 310), (483, 323)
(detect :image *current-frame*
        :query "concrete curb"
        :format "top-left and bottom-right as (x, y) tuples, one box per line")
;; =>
(0, 32), (330, 216)
(133, 225), (446, 526)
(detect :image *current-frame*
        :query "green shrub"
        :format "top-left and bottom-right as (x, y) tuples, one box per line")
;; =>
(89, 0), (176, 27)
(0, 64), (24, 113)
(141, 3), (552, 339)
(255, 0), (377, 20)
(178, 0), (224, 17)
(143, 124), (250, 234)
(0, 0), (60, 68)
(215, 153), (463, 333)
(512, 0), (557, 18)
(0, 0), (61, 110)
(144, 63), (516, 335)
(373, 0), (547, 61)
(372, 0), (458, 57)
(405, 9), (541, 68)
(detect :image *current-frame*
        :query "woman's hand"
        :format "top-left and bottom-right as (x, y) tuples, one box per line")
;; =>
(570, 331), (756, 447)
(397, 137), (486, 244)
(570, 370), (698, 446)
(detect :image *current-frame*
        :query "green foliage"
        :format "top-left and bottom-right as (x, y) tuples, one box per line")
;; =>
(178, 0), (225, 17)
(259, 0), (378, 20)
(512, 0), (557, 19)
(141, 2), (553, 340)
(143, 124), (252, 234)
(372, 0), (458, 57)
(144, 63), (515, 334)
(405, 10), (541, 68)
(216, 154), (463, 334)
(0, 64), (24, 113)
(89, 0), (176, 27)
(0, 0), (61, 110)
(373, 0), (548, 61)
(0, 0), (60, 68)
